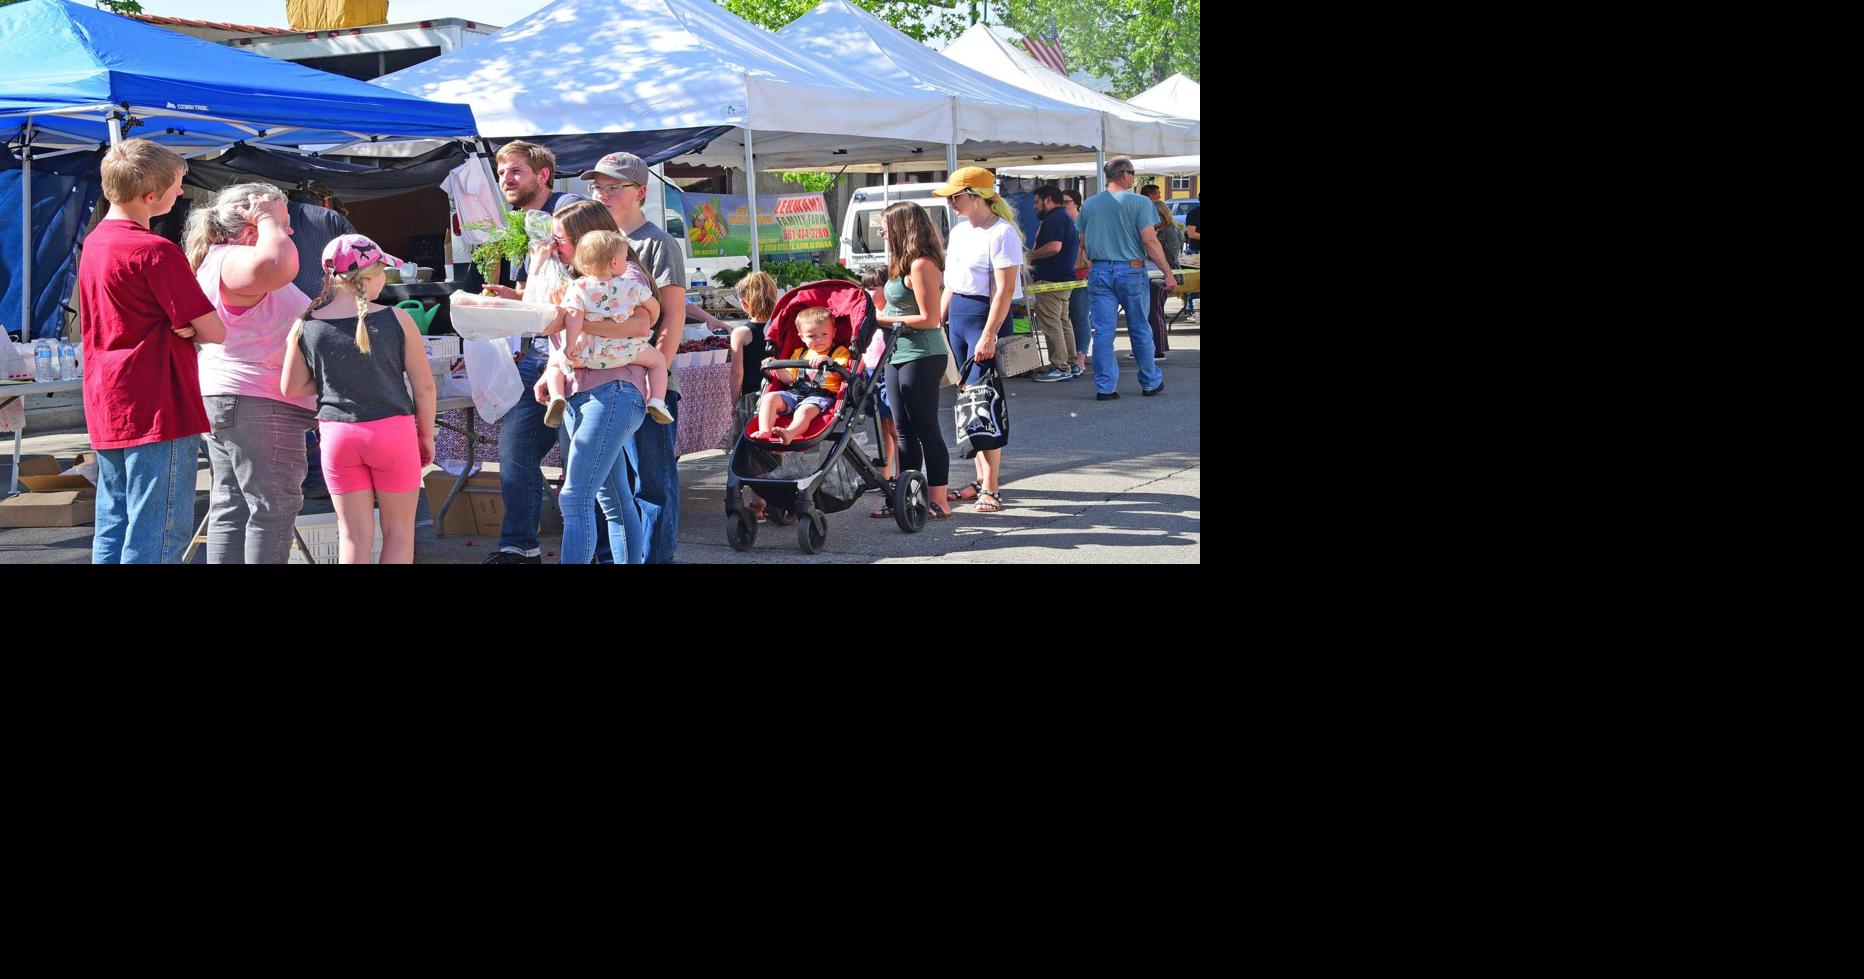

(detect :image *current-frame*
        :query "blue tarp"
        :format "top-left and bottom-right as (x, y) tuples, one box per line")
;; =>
(0, 160), (97, 340)
(0, 0), (478, 149)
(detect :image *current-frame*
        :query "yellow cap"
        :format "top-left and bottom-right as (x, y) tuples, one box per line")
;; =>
(931, 166), (997, 198)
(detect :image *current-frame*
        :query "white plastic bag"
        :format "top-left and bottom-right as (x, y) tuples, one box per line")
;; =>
(525, 252), (574, 308)
(461, 337), (523, 424)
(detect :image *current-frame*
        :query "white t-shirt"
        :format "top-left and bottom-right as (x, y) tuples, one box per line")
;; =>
(943, 217), (1024, 301)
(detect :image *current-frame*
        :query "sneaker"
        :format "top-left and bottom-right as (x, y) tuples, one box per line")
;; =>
(482, 550), (542, 565)
(543, 396), (567, 428)
(1154, 352), (1168, 361)
(1070, 363), (1085, 378)
(1032, 367), (1070, 383)
(1096, 391), (1121, 401)
(1142, 381), (1165, 397)
(646, 398), (675, 424)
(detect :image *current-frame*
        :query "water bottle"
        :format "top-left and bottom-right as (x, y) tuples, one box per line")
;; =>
(59, 339), (78, 381)
(34, 339), (55, 383)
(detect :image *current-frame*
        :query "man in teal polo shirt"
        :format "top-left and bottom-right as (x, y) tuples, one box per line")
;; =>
(1076, 157), (1175, 400)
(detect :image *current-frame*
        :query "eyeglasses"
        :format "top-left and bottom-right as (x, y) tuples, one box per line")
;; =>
(590, 182), (640, 196)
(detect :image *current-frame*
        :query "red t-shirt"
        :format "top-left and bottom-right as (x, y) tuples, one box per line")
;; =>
(79, 219), (216, 449)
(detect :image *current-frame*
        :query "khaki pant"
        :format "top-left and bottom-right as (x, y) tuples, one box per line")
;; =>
(1032, 289), (1075, 368)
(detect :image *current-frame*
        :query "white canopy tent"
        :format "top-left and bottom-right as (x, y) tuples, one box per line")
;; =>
(1129, 73), (1202, 120)
(940, 24), (1198, 160)
(998, 155), (1201, 180)
(770, 0), (1104, 174)
(375, 0), (1104, 262)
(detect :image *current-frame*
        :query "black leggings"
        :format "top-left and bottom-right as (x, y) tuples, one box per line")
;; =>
(885, 355), (949, 487)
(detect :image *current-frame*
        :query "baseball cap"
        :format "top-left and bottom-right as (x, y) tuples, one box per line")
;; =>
(322, 234), (401, 275)
(931, 166), (997, 197)
(579, 152), (649, 185)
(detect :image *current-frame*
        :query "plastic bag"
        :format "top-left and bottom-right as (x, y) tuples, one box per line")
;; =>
(461, 337), (523, 424)
(525, 252), (574, 309)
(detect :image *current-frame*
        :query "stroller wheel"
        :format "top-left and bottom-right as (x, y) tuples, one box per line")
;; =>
(797, 510), (828, 554)
(894, 471), (928, 533)
(768, 507), (797, 526)
(726, 511), (757, 551)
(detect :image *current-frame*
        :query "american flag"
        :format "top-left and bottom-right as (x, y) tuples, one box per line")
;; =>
(1022, 21), (1067, 75)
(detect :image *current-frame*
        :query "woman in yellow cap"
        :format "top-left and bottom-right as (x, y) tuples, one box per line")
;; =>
(933, 166), (1024, 513)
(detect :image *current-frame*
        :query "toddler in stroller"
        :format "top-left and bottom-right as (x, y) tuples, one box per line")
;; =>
(750, 307), (852, 445)
(724, 279), (934, 554)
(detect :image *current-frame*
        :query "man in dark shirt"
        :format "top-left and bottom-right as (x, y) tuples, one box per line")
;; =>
(287, 184), (357, 301)
(1026, 185), (1081, 382)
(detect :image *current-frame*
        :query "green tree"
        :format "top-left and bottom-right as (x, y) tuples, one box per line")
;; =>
(1002, 0), (1199, 99)
(717, 0), (971, 42)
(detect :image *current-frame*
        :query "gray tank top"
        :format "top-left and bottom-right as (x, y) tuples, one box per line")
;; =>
(297, 306), (417, 423)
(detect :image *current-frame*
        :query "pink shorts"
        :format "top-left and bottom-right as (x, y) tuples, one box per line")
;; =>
(319, 415), (422, 495)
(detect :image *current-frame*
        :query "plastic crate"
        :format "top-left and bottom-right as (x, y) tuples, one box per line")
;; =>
(290, 511), (384, 564)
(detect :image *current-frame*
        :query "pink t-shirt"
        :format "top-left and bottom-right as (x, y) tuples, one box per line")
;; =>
(195, 244), (316, 410)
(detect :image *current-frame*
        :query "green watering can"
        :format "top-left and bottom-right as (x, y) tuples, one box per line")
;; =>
(395, 300), (439, 334)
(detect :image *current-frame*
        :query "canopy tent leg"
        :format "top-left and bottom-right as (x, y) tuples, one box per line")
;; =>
(107, 114), (122, 146)
(19, 132), (30, 340)
(882, 164), (889, 203)
(947, 98), (959, 175)
(744, 129), (759, 270)
(1097, 148), (1107, 194)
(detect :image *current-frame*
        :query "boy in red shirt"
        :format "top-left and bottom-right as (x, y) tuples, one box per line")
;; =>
(80, 139), (227, 563)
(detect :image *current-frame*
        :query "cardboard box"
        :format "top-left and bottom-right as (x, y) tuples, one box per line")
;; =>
(423, 467), (479, 535)
(16, 454), (60, 477)
(422, 463), (563, 537)
(18, 474), (94, 493)
(0, 490), (94, 527)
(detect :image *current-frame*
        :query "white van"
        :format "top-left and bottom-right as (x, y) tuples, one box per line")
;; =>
(838, 183), (955, 278)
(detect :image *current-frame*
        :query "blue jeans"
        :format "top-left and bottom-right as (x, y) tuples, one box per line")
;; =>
(626, 387), (680, 564)
(498, 348), (567, 552)
(559, 380), (647, 565)
(1068, 281), (1091, 358)
(1089, 263), (1161, 394)
(92, 434), (201, 564)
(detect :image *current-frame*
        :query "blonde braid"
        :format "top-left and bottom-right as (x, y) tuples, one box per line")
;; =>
(349, 272), (373, 354)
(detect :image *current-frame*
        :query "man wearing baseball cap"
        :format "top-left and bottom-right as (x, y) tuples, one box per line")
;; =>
(581, 150), (688, 563)
(1076, 156), (1172, 400)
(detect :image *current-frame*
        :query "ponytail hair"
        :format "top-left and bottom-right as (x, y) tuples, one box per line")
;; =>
(292, 263), (381, 355)
(985, 194), (1024, 244)
(184, 181), (286, 271)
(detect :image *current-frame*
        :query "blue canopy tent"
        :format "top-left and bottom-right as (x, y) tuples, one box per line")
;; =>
(1, 0), (480, 340)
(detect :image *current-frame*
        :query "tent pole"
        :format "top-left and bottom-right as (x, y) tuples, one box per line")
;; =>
(107, 113), (122, 146)
(1096, 147), (1107, 194)
(947, 98), (959, 175)
(882, 164), (889, 203)
(20, 131), (31, 340)
(744, 129), (759, 269)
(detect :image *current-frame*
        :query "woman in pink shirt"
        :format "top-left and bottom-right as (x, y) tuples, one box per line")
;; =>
(185, 182), (318, 564)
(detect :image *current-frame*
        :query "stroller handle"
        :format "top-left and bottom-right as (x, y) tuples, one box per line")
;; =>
(761, 359), (855, 381)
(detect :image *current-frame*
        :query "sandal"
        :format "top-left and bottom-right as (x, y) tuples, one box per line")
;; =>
(975, 490), (1004, 513)
(947, 480), (982, 502)
(870, 503), (895, 518)
(928, 505), (954, 520)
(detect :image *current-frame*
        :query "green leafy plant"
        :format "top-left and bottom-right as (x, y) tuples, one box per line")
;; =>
(463, 210), (530, 287)
(712, 264), (756, 288)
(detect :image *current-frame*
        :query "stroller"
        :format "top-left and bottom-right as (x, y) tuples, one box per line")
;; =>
(724, 279), (931, 553)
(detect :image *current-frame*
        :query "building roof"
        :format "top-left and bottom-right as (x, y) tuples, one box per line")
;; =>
(127, 14), (294, 36)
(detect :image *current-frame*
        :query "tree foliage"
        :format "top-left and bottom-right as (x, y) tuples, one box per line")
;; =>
(717, 0), (972, 42)
(1002, 0), (1199, 100)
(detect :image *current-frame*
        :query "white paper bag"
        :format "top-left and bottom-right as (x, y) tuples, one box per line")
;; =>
(461, 337), (523, 424)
